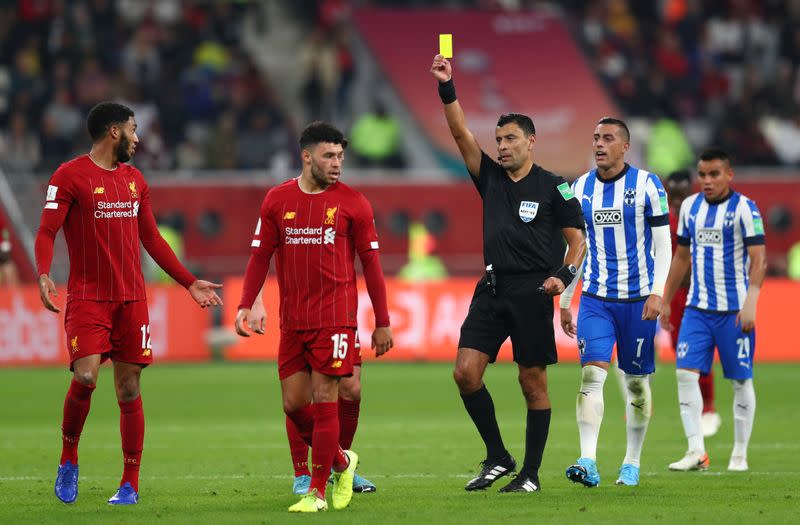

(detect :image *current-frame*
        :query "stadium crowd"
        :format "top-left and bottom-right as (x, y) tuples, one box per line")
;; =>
(0, 0), (294, 173)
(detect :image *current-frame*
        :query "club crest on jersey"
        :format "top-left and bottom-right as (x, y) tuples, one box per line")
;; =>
(518, 201), (539, 223)
(577, 338), (586, 356)
(324, 206), (338, 225)
(70, 336), (79, 354)
(677, 342), (689, 359)
(724, 211), (736, 228)
(624, 188), (637, 207)
(128, 181), (139, 198)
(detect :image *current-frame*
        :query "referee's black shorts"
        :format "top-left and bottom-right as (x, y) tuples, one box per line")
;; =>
(458, 272), (557, 367)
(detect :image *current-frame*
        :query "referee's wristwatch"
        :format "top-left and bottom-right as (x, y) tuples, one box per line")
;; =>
(567, 264), (577, 276)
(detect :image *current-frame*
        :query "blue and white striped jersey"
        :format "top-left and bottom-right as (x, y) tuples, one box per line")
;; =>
(676, 191), (764, 312)
(573, 164), (669, 300)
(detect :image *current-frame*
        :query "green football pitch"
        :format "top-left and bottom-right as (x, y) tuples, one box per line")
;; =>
(0, 362), (797, 524)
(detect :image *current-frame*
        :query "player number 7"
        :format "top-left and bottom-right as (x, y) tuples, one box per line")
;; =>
(331, 333), (348, 359)
(636, 338), (644, 358)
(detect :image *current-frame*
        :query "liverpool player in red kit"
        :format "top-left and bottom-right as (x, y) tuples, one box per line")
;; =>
(235, 122), (393, 513)
(35, 102), (223, 506)
(665, 170), (720, 436)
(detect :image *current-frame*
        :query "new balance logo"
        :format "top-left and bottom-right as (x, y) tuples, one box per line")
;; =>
(593, 208), (622, 225)
(697, 229), (722, 245)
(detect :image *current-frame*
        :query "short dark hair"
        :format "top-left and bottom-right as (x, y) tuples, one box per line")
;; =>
(667, 169), (692, 185)
(597, 116), (630, 142)
(299, 121), (348, 150)
(87, 102), (134, 141)
(496, 113), (535, 136)
(699, 148), (730, 164)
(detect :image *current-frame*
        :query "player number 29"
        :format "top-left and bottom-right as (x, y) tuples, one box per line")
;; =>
(331, 333), (348, 359)
(140, 324), (152, 350)
(736, 337), (751, 359)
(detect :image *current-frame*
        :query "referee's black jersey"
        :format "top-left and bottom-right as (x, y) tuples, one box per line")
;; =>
(470, 151), (585, 274)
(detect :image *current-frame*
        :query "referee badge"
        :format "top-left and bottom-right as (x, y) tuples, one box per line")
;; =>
(518, 201), (539, 223)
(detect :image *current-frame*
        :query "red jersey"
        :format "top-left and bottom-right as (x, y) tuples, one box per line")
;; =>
(239, 178), (389, 330)
(35, 155), (195, 301)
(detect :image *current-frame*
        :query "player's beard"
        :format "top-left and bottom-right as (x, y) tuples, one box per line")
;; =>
(116, 135), (132, 163)
(310, 159), (332, 189)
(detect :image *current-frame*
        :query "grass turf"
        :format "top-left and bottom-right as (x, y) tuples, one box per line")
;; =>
(0, 361), (797, 524)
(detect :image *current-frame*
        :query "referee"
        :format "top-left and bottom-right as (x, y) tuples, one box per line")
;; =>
(430, 54), (586, 493)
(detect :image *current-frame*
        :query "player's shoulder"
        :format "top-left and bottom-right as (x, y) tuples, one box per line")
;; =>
(122, 162), (145, 179)
(49, 155), (89, 184)
(682, 192), (703, 210)
(264, 179), (298, 200)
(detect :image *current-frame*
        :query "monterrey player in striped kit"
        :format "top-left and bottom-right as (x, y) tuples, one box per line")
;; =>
(36, 102), (223, 505)
(661, 149), (766, 472)
(235, 122), (393, 513)
(559, 117), (672, 487)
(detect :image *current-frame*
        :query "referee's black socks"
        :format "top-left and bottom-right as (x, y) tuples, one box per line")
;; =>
(460, 385), (509, 460)
(520, 408), (551, 479)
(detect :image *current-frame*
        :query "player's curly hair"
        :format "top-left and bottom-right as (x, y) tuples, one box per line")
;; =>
(300, 121), (348, 150)
(87, 102), (134, 142)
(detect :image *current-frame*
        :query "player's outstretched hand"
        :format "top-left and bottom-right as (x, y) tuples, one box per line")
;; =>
(430, 54), (452, 82)
(541, 276), (565, 296)
(235, 308), (253, 337)
(372, 326), (393, 357)
(642, 294), (662, 320)
(658, 302), (673, 332)
(188, 280), (223, 308)
(247, 299), (266, 335)
(560, 307), (576, 338)
(38, 274), (61, 313)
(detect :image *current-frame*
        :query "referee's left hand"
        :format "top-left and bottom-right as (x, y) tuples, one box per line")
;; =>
(541, 276), (565, 296)
(642, 295), (662, 320)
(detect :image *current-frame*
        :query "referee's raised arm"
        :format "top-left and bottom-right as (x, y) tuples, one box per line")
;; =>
(430, 54), (482, 177)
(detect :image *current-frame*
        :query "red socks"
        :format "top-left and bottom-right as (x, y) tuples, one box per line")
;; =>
(287, 396), (361, 475)
(287, 403), (350, 497)
(60, 379), (96, 465)
(699, 371), (716, 413)
(337, 397), (360, 450)
(286, 416), (311, 476)
(119, 396), (144, 492)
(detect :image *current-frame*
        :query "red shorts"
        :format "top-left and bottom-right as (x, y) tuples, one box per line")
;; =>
(669, 287), (689, 350)
(64, 299), (152, 370)
(278, 326), (357, 380)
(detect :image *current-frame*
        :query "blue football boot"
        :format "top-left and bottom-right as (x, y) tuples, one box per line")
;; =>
(293, 474), (311, 495)
(615, 463), (640, 486)
(566, 457), (601, 487)
(54, 461), (79, 504)
(108, 482), (139, 505)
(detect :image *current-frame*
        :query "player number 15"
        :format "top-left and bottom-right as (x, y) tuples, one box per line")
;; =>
(331, 333), (348, 359)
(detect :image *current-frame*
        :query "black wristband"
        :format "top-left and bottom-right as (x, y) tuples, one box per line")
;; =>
(438, 78), (457, 104)
(554, 264), (576, 287)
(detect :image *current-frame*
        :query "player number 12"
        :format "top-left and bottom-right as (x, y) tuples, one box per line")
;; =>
(140, 324), (152, 350)
(331, 333), (348, 359)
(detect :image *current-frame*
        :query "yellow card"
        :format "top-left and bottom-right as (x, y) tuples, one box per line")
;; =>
(439, 34), (453, 58)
